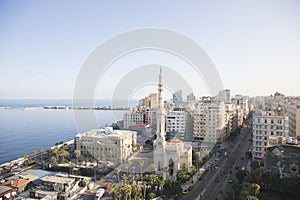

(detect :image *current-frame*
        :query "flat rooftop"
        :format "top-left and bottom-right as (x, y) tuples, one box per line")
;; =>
(76, 128), (136, 138)
(41, 176), (75, 185)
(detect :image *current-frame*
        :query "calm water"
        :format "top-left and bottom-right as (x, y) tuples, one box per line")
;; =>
(0, 99), (136, 164)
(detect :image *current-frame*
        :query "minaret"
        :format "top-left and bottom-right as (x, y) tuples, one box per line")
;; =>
(153, 67), (166, 172)
(156, 67), (166, 146)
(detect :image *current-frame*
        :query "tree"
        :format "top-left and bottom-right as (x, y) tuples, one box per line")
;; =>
(148, 192), (156, 199)
(52, 146), (59, 162)
(23, 153), (28, 162)
(246, 196), (259, 200)
(59, 149), (69, 163)
(194, 151), (202, 169)
(138, 160), (144, 181)
(121, 184), (132, 200)
(50, 157), (56, 166)
(252, 168), (264, 184)
(131, 183), (141, 200)
(109, 183), (117, 199)
(32, 150), (37, 161)
(39, 147), (44, 160)
(74, 150), (81, 164)
(250, 160), (260, 171)
(252, 183), (260, 197)
(115, 168), (121, 183)
(149, 163), (157, 174)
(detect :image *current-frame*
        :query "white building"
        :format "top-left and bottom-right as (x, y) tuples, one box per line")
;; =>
(123, 112), (144, 129)
(252, 110), (289, 162)
(153, 68), (192, 177)
(216, 89), (231, 102)
(75, 127), (137, 163)
(286, 100), (300, 138)
(166, 108), (187, 140)
(232, 95), (249, 118)
(193, 101), (226, 144)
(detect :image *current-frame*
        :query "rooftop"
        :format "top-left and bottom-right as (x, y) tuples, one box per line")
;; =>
(0, 186), (12, 194)
(4, 179), (30, 188)
(76, 127), (136, 138)
(41, 176), (75, 185)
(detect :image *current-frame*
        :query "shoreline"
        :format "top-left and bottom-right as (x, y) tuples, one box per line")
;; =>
(0, 139), (75, 167)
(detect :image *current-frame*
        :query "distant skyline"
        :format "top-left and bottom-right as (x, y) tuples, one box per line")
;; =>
(1, 0), (300, 99)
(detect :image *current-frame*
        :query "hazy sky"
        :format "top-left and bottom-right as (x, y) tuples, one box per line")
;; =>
(1, 0), (300, 99)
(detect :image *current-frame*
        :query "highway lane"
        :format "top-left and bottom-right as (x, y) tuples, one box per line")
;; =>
(183, 116), (253, 200)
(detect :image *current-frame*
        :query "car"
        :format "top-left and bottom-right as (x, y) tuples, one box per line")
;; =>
(235, 166), (239, 170)
(228, 178), (233, 183)
(241, 166), (245, 171)
(241, 156), (244, 160)
(182, 189), (189, 195)
(188, 186), (193, 191)
(214, 166), (219, 170)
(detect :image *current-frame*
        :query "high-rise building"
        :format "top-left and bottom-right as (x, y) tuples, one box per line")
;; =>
(252, 110), (289, 163)
(193, 101), (226, 144)
(173, 90), (183, 104)
(166, 108), (187, 140)
(286, 101), (300, 138)
(217, 89), (231, 102)
(187, 92), (196, 102)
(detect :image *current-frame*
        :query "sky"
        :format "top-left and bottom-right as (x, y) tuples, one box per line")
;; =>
(1, 0), (300, 99)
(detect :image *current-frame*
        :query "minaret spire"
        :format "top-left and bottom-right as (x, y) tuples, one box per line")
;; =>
(156, 66), (166, 143)
(158, 66), (164, 110)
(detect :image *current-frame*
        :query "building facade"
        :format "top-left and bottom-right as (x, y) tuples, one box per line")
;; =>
(75, 127), (137, 163)
(193, 101), (226, 144)
(123, 112), (144, 129)
(252, 110), (289, 162)
(286, 101), (300, 138)
(166, 108), (187, 140)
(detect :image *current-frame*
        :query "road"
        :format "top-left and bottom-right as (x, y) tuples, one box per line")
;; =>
(183, 117), (253, 200)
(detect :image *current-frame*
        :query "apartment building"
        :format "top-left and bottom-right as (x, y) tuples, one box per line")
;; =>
(123, 112), (144, 129)
(286, 100), (300, 138)
(193, 101), (226, 144)
(252, 110), (289, 162)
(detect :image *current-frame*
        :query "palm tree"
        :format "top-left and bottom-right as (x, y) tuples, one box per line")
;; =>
(23, 153), (28, 164)
(32, 150), (37, 161)
(131, 183), (140, 200)
(138, 160), (144, 181)
(143, 180), (147, 199)
(148, 192), (156, 199)
(122, 184), (132, 200)
(252, 183), (260, 197)
(74, 150), (81, 164)
(149, 163), (157, 174)
(50, 157), (56, 166)
(109, 183), (117, 199)
(39, 147), (44, 160)
(116, 187), (122, 200)
(59, 149), (69, 163)
(164, 166), (169, 178)
(52, 146), (59, 162)
(115, 168), (121, 183)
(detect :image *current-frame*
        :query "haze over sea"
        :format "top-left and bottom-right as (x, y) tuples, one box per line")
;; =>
(0, 99), (136, 164)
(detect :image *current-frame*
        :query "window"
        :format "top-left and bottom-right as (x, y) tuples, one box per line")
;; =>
(265, 119), (267, 123)
(257, 118), (261, 123)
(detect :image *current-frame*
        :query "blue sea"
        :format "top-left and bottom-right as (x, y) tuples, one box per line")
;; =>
(0, 99), (137, 164)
